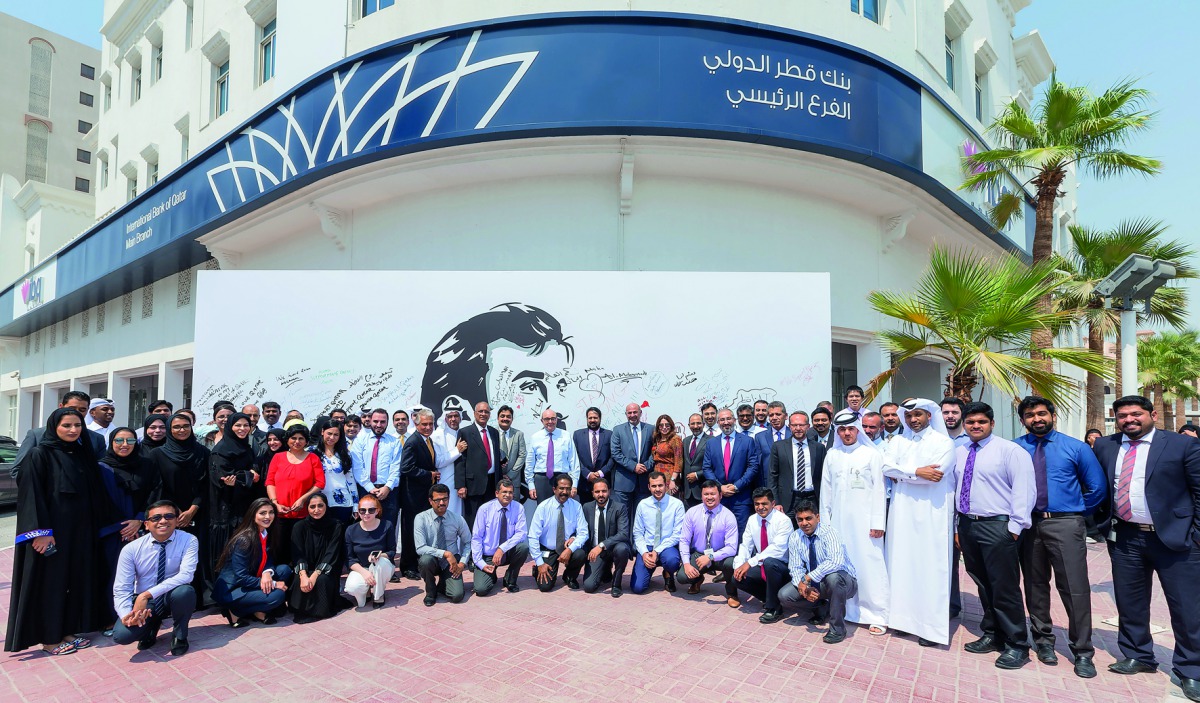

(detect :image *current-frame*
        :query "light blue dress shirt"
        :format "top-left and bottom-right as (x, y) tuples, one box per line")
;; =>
(525, 428), (579, 487)
(112, 531), (199, 618)
(632, 494), (686, 554)
(350, 431), (403, 491)
(787, 521), (855, 585)
(527, 497), (589, 565)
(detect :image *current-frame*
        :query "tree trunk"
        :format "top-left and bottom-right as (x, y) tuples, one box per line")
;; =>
(1113, 329), (1123, 398)
(1086, 323), (1106, 432)
(1029, 174), (1063, 368)
(1152, 383), (1166, 429)
(945, 369), (978, 403)
(1176, 394), (1186, 428)
(1163, 395), (1175, 431)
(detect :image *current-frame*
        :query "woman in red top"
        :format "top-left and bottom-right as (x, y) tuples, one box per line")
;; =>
(649, 414), (683, 497)
(265, 426), (324, 564)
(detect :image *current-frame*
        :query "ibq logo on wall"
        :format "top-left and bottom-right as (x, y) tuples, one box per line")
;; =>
(20, 277), (41, 306)
(12, 258), (57, 320)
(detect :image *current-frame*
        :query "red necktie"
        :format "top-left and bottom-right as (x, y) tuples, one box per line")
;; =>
(1114, 440), (1142, 521)
(481, 427), (492, 468)
(723, 436), (732, 479)
(370, 436), (381, 483)
(759, 516), (768, 580)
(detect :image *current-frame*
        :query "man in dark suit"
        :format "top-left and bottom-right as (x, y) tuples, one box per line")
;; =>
(807, 407), (835, 449)
(11, 390), (106, 480)
(680, 414), (710, 507)
(1092, 395), (1200, 700)
(702, 408), (761, 534)
(399, 410), (442, 579)
(755, 401), (791, 487)
(581, 477), (631, 597)
(768, 411), (825, 523)
(610, 402), (655, 539)
(573, 407), (613, 505)
(455, 401), (505, 527)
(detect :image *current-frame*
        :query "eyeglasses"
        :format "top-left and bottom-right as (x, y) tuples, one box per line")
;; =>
(357, 507), (378, 515)
(146, 513), (177, 522)
(112, 438), (137, 445)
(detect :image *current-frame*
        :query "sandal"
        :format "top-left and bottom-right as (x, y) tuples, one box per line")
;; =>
(68, 636), (92, 649)
(44, 642), (76, 656)
(868, 625), (888, 636)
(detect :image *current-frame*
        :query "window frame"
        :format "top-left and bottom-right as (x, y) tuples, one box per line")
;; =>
(213, 60), (230, 118)
(74, 177), (90, 193)
(258, 17), (277, 85)
(80, 63), (96, 80)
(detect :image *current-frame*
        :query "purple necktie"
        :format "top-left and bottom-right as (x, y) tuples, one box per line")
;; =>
(1032, 438), (1048, 512)
(689, 436), (699, 460)
(958, 442), (980, 514)
(546, 434), (555, 478)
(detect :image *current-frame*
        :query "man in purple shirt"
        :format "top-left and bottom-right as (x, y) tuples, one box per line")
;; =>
(955, 402), (1036, 670)
(675, 480), (740, 607)
(470, 479), (529, 596)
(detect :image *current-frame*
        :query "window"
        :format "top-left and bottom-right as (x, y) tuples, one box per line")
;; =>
(361, 0), (395, 18)
(974, 73), (984, 121)
(185, 3), (194, 50)
(180, 132), (190, 163)
(258, 18), (277, 84)
(148, 160), (159, 185)
(74, 177), (90, 193)
(213, 60), (230, 117)
(81, 63), (96, 80)
(945, 35), (956, 90)
(151, 44), (163, 82)
(831, 342), (859, 405)
(77, 119), (92, 134)
(79, 90), (94, 107)
(76, 148), (91, 164)
(99, 157), (109, 188)
(24, 121), (49, 183)
(850, 0), (880, 23)
(131, 66), (142, 103)
(127, 174), (138, 200)
(28, 39), (54, 116)
(103, 81), (111, 110)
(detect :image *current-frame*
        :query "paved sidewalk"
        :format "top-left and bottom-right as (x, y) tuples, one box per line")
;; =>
(0, 538), (1186, 703)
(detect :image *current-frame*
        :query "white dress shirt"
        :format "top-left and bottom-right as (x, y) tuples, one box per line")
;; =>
(1117, 428), (1155, 524)
(734, 510), (791, 568)
(790, 438), (813, 491)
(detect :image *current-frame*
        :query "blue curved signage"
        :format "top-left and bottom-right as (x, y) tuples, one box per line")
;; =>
(2, 13), (930, 333)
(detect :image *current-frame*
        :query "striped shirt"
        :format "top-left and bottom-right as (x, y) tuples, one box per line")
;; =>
(787, 521), (855, 586)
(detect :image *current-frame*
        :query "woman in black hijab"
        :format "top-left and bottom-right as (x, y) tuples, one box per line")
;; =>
(147, 412), (211, 606)
(209, 412), (261, 576)
(98, 427), (161, 629)
(140, 413), (170, 450)
(5, 408), (114, 655)
(288, 492), (347, 623)
(256, 428), (287, 482)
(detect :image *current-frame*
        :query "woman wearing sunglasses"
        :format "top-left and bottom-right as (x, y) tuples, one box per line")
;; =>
(212, 498), (292, 627)
(343, 494), (396, 609)
(98, 427), (161, 633)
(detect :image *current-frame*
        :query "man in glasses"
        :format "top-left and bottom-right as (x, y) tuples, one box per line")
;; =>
(414, 484), (473, 607)
(111, 500), (199, 656)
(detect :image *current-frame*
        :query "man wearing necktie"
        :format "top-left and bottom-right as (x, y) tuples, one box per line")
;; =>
(414, 484), (473, 606)
(496, 406), (527, 500)
(702, 409), (760, 535)
(582, 477), (631, 597)
(779, 500), (858, 643)
(630, 472), (686, 594)
(111, 501), (199, 657)
(527, 409), (579, 504)
(1090, 395), (1200, 701)
(350, 409), (404, 532)
(610, 403), (656, 540)
(399, 410), (443, 579)
(732, 488), (791, 623)
(754, 402), (790, 488)
(700, 403), (720, 438)
(1014, 396), (1106, 679)
(470, 479), (530, 596)
(573, 407), (613, 505)
(676, 480), (740, 605)
(455, 401), (507, 528)
(680, 414), (711, 507)
(954, 402), (1036, 671)
(527, 473), (589, 592)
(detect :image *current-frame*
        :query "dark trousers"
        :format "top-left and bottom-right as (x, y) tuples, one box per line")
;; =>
(533, 474), (555, 505)
(614, 486), (651, 538)
(533, 546), (586, 592)
(112, 585), (196, 645)
(583, 542), (631, 593)
(675, 554), (736, 597)
(734, 556), (789, 611)
(417, 556), (465, 603)
(630, 546), (682, 594)
(221, 565), (293, 617)
(472, 543), (530, 596)
(779, 570), (858, 636)
(398, 496), (420, 571)
(463, 475), (496, 529)
(1109, 523), (1200, 679)
(950, 541), (962, 617)
(1019, 515), (1094, 655)
(958, 517), (1030, 650)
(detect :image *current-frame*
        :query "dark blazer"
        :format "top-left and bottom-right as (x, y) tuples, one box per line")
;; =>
(680, 432), (710, 502)
(399, 432), (439, 507)
(768, 436), (826, 513)
(212, 533), (277, 602)
(581, 499), (630, 550)
(573, 427), (613, 486)
(10, 426), (106, 479)
(755, 426), (792, 461)
(701, 432), (760, 503)
(1092, 430), (1200, 551)
(805, 427), (835, 449)
(454, 423), (503, 497)
(610, 422), (655, 494)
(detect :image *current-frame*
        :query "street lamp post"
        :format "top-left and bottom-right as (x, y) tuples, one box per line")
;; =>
(1094, 254), (1177, 393)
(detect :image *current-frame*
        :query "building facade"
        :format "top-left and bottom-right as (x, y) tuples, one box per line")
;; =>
(1, 0), (1078, 439)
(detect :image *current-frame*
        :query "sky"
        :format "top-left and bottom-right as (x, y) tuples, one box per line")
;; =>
(2, 1), (1196, 329)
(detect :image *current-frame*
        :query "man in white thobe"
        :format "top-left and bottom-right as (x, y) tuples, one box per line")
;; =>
(881, 397), (957, 646)
(820, 410), (889, 632)
(431, 403), (469, 516)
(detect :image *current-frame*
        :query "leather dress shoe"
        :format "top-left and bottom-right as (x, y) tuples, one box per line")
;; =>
(995, 647), (1031, 670)
(687, 582), (701, 595)
(758, 608), (783, 624)
(422, 595), (436, 607)
(1073, 655), (1096, 679)
(822, 631), (846, 644)
(1035, 644), (1058, 665)
(964, 635), (1003, 654)
(136, 634), (157, 651)
(664, 573), (677, 593)
(169, 638), (189, 657)
(610, 585), (623, 598)
(712, 572), (727, 583)
(727, 597), (741, 608)
(564, 577), (580, 591)
(808, 615), (826, 626)
(1180, 677), (1200, 702)
(1108, 658), (1156, 675)
(403, 570), (420, 580)
(917, 638), (938, 648)
(505, 583), (520, 593)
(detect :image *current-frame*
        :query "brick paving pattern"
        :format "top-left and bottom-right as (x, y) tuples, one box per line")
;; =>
(0, 540), (1185, 702)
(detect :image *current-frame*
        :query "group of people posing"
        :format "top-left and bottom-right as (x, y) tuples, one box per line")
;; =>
(4, 388), (1199, 702)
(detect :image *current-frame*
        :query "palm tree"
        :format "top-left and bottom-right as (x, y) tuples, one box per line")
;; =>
(961, 77), (1160, 364)
(864, 246), (1110, 410)
(1138, 331), (1200, 429)
(1053, 219), (1196, 429)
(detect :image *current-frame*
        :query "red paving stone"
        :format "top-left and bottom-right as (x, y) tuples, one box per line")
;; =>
(0, 540), (1184, 702)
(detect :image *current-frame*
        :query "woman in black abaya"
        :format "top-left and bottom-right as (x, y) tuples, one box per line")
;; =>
(5, 408), (114, 655)
(98, 427), (161, 627)
(146, 412), (211, 605)
(288, 492), (347, 623)
(209, 412), (261, 575)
